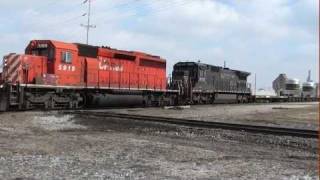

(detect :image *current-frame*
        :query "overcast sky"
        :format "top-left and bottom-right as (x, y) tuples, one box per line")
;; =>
(0, 0), (318, 89)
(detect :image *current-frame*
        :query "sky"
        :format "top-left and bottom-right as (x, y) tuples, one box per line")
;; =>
(0, 0), (318, 89)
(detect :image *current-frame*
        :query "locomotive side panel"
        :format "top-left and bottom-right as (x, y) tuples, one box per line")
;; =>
(86, 57), (99, 87)
(54, 48), (81, 86)
(139, 57), (166, 90)
(84, 46), (167, 90)
(193, 64), (250, 94)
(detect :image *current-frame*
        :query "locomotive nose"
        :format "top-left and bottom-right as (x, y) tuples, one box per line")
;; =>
(2, 53), (23, 84)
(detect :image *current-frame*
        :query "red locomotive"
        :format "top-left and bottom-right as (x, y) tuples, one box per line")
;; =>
(0, 40), (171, 110)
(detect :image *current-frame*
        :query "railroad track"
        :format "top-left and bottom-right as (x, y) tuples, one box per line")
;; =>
(69, 111), (318, 139)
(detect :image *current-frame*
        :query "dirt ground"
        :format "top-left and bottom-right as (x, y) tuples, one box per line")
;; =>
(0, 102), (318, 179)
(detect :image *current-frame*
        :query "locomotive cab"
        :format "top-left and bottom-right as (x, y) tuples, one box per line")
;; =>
(172, 62), (198, 86)
(26, 41), (54, 59)
(25, 40), (81, 86)
(26, 41), (54, 74)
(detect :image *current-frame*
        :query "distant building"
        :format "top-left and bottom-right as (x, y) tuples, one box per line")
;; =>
(302, 70), (317, 99)
(272, 74), (288, 96)
(273, 71), (318, 99)
(273, 74), (301, 97)
(255, 88), (276, 97)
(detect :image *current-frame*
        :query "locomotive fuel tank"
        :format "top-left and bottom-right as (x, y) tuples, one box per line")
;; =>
(87, 93), (144, 107)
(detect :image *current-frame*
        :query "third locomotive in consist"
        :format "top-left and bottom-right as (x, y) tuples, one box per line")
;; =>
(0, 39), (314, 111)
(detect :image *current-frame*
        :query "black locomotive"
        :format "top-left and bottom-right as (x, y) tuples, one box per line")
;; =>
(171, 62), (251, 104)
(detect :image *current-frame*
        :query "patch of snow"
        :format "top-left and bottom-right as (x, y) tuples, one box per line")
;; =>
(33, 115), (86, 131)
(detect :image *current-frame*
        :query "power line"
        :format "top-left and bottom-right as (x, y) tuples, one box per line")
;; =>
(24, 0), (195, 41)
(90, 0), (142, 22)
(96, 0), (194, 24)
(57, 13), (87, 25)
(32, 0), (84, 14)
(136, 0), (193, 17)
(91, 0), (194, 26)
(32, 0), (60, 12)
(78, 0), (140, 43)
(24, 12), (87, 30)
(25, 0), (89, 27)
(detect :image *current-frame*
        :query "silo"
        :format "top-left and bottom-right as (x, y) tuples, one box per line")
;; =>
(302, 81), (315, 98)
(283, 78), (301, 97)
(272, 74), (287, 96)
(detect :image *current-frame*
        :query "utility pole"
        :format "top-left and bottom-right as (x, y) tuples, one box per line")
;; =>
(81, 0), (96, 44)
(254, 73), (257, 95)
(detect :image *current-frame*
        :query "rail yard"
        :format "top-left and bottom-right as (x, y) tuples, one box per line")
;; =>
(0, 102), (317, 179)
(0, 40), (317, 112)
(0, 0), (318, 179)
(0, 40), (318, 179)
(0, 39), (318, 180)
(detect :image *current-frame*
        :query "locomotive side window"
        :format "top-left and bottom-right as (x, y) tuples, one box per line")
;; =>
(61, 51), (72, 64)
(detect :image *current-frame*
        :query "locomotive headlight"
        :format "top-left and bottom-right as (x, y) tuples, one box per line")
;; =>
(4, 63), (7, 67)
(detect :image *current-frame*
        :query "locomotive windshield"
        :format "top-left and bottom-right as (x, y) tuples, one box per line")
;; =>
(31, 48), (45, 56)
(173, 70), (189, 76)
(27, 43), (54, 60)
(173, 63), (198, 77)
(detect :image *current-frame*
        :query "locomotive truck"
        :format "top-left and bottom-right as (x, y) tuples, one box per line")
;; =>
(0, 39), (252, 111)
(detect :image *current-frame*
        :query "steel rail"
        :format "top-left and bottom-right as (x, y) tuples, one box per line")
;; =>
(70, 111), (318, 139)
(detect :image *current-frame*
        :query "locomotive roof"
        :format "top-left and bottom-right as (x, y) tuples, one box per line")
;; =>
(26, 40), (78, 51)
(175, 61), (251, 76)
(75, 43), (165, 63)
(26, 40), (165, 63)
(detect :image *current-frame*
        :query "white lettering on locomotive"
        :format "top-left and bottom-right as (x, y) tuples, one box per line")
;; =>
(58, 64), (76, 72)
(37, 43), (48, 49)
(99, 62), (123, 72)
